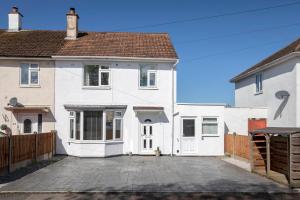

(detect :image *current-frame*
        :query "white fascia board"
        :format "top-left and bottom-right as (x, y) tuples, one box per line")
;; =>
(234, 52), (300, 82)
(52, 55), (179, 64)
(0, 56), (52, 60)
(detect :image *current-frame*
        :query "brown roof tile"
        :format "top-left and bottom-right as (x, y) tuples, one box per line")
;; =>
(0, 30), (178, 59)
(230, 37), (300, 82)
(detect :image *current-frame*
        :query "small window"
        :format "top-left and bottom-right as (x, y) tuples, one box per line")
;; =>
(202, 117), (218, 135)
(75, 112), (80, 140)
(83, 65), (110, 87)
(70, 118), (74, 139)
(20, 63), (39, 86)
(182, 119), (195, 137)
(38, 114), (42, 133)
(106, 111), (114, 140)
(255, 73), (263, 93)
(139, 65), (157, 88)
(23, 119), (32, 133)
(114, 118), (122, 139)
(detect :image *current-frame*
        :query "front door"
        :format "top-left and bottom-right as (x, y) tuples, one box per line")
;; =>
(141, 124), (154, 154)
(19, 114), (38, 134)
(181, 118), (197, 155)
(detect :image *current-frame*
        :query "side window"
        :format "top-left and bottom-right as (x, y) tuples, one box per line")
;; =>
(255, 73), (263, 93)
(20, 63), (39, 86)
(139, 65), (157, 88)
(202, 117), (218, 135)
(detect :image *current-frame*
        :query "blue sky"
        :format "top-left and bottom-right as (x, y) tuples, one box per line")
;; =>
(1, 0), (300, 105)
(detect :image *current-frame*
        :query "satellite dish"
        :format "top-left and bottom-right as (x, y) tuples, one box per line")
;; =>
(9, 97), (18, 107)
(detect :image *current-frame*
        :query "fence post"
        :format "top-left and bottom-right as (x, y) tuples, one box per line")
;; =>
(233, 132), (236, 159)
(8, 134), (12, 173)
(34, 131), (38, 162)
(51, 130), (57, 156)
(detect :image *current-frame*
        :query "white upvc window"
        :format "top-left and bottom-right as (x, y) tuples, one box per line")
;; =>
(83, 64), (111, 88)
(202, 117), (219, 136)
(139, 64), (157, 88)
(20, 63), (40, 86)
(255, 72), (263, 94)
(69, 110), (123, 141)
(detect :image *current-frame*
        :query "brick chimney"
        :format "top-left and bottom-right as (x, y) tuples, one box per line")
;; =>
(8, 6), (23, 32)
(65, 8), (79, 40)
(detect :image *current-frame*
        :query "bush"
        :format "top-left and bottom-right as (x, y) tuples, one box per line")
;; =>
(0, 124), (7, 130)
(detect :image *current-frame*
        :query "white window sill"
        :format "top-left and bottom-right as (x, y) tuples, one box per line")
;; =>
(20, 85), (41, 88)
(68, 140), (123, 144)
(82, 86), (111, 90)
(254, 91), (263, 95)
(139, 87), (158, 90)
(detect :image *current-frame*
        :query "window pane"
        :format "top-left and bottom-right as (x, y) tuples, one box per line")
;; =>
(259, 74), (263, 91)
(75, 112), (80, 140)
(23, 119), (32, 133)
(183, 119), (195, 137)
(21, 64), (29, 84)
(83, 111), (103, 140)
(140, 66), (148, 87)
(30, 70), (39, 84)
(38, 114), (42, 133)
(101, 72), (109, 86)
(30, 64), (38, 68)
(101, 66), (109, 70)
(106, 111), (113, 140)
(203, 118), (217, 122)
(202, 123), (218, 135)
(84, 65), (99, 86)
(70, 119), (74, 139)
(115, 119), (122, 139)
(149, 72), (156, 86)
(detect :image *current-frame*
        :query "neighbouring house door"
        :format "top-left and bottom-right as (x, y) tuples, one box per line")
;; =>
(181, 118), (197, 154)
(141, 123), (154, 154)
(19, 114), (38, 134)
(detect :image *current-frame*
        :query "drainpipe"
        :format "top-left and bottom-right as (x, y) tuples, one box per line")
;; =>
(171, 59), (179, 156)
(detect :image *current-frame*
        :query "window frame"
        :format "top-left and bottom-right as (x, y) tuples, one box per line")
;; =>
(69, 112), (76, 140)
(139, 64), (158, 89)
(82, 64), (111, 89)
(201, 117), (219, 137)
(19, 63), (40, 87)
(181, 117), (196, 138)
(255, 72), (263, 94)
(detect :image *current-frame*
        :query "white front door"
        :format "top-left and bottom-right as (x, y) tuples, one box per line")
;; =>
(141, 124), (154, 154)
(181, 118), (197, 155)
(19, 114), (38, 134)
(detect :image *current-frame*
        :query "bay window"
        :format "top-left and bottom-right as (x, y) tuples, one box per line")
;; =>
(69, 110), (123, 141)
(20, 63), (39, 86)
(83, 65), (110, 87)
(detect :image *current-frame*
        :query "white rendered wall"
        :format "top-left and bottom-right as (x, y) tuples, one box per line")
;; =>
(224, 107), (268, 135)
(54, 60), (175, 156)
(174, 104), (225, 156)
(234, 58), (298, 127)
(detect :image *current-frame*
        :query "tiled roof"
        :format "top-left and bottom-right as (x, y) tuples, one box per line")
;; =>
(0, 30), (178, 59)
(230, 37), (300, 82)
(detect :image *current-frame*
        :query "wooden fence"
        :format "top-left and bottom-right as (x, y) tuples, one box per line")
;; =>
(225, 134), (250, 160)
(0, 132), (56, 173)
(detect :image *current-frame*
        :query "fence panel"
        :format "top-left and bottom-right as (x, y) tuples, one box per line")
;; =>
(37, 132), (53, 156)
(0, 137), (9, 170)
(12, 134), (36, 163)
(225, 134), (250, 160)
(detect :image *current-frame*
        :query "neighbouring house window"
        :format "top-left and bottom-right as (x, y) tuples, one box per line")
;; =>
(83, 65), (110, 87)
(182, 119), (195, 137)
(23, 119), (32, 133)
(255, 73), (263, 93)
(69, 110), (123, 141)
(139, 65), (157, 88)
(20, 63), (39, 86)
(202, 118), (218, 135)
(38, 114), (42, 133)
(83, 111), (103, 140)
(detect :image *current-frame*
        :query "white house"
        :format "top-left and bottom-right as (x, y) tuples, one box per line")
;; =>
(231, 38), (300, 127)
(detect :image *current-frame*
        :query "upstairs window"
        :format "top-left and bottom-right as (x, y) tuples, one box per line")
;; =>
(139, 65), (157, 88)
(84, 65), (110, 87)
(255, 73), (263, 93)
(20, 63), (39, 86)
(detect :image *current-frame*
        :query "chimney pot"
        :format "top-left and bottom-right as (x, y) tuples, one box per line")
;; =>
(8, 6), (23, 32)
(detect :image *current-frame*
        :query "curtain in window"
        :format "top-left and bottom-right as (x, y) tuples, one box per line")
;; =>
(202, 123), (218, 135)
(83, 111), (103, 140)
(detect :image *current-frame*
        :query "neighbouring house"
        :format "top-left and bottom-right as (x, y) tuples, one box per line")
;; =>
(231, 38), (300, 127)
(0, 6), (267, 157)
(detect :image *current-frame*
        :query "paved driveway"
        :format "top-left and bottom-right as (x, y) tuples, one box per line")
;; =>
(0, 156), (291, 192)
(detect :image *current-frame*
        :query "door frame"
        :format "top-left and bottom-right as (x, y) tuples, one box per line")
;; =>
(139, 120), (155, 155)
(18, 113), (38, 134)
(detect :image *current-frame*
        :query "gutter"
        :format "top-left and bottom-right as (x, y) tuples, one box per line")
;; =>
(230, 52), (300, 83)
(171, 59), (179, 156)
